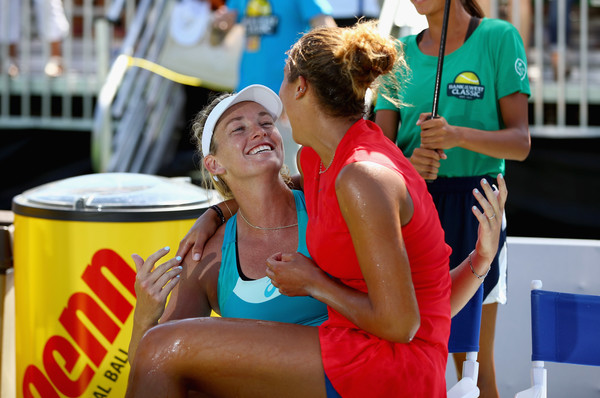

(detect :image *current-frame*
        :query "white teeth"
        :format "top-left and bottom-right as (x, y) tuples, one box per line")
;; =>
(249, 145), (272, 155)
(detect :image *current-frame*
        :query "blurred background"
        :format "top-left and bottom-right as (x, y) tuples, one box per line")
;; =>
(1, 1), (600, 397)
(1, 0), (599, 239)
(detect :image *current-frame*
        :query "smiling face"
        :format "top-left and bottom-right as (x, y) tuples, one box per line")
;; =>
(207, 101), (284, 181)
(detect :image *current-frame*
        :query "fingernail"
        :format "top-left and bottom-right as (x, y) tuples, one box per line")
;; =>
(482, 179), (488, 185)
(176, 256), (182, 262)
(193, 253), (200, 261)
(474, 188), (480, 194)
(164, 246), (170, 251)
(177, 265), (183, 270)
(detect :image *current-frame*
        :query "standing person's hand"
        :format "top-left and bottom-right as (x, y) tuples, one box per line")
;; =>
(417, 112), (459, 151)
(132, 247), (183, 327)
(409, 147), (446, 181)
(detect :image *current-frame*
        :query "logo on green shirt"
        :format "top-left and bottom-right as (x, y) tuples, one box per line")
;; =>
(515, 58), (527, 81)
(447, 71), (485, 100)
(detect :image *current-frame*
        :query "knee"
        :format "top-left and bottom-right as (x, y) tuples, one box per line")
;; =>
(133, 322), (184, 370)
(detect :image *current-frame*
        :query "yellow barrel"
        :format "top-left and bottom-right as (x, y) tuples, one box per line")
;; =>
(12, 173), (216, 398)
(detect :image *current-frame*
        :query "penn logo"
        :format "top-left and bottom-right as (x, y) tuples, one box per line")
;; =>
(447, 71), (485, 100)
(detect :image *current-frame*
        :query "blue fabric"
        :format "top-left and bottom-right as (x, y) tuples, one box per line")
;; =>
(324, 373), (342, 398)
(531, 289), (600, 366)
(449, 285), (483, 353)
(218, 190), (328, 326)
(226, 0), (332, 91)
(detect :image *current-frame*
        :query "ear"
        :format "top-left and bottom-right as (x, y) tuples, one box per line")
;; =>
(203, 155), (226, 177)
(295, 76), (308, 99)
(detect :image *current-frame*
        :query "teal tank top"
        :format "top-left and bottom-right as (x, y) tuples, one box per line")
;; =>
(217, 190), (328, 326)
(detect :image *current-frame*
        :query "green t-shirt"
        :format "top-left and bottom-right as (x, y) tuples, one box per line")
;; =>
(375, 18), (531, 178)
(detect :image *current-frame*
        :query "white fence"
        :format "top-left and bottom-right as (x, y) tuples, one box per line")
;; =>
(0, 0), (137, 130)
(2, 0), (599, 164)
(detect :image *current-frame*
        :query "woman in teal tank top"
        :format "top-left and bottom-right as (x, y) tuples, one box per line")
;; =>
(128, 85), (328, 362)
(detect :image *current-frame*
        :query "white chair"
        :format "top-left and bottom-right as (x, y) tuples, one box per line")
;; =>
(514, 280), (600, 398)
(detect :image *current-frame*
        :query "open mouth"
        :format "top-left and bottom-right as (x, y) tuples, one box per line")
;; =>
(248, 144), (274, 155)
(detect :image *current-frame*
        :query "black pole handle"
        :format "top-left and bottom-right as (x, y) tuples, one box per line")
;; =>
(431, 0), (452, 119)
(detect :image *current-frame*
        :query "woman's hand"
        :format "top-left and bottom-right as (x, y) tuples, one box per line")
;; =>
(132, 247), (183, 328)
(448, 174), (507, 317)
(265, 252), (327, 297)
(417, 112), (460, 150)
(471, 174), (508, 273)
(176, 202), (236, 262)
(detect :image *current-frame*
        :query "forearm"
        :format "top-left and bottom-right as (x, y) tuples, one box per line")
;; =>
(128, 316), (158, 363)
(449, 250), (490, 317)
(454, 125), (531, 161)
(309, 272), (417, 343)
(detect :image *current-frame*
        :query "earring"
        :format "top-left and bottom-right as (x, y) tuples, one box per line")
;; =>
(212, 175), (219, 182)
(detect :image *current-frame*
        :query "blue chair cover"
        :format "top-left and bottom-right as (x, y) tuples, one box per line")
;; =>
(448, 284), (483, 353)
(531, 289), (600, 366)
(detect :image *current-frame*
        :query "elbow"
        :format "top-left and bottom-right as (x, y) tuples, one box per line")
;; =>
(516, 142), (531, 161)
(381, 312), (421, 344)
(514, 130), (532, 161)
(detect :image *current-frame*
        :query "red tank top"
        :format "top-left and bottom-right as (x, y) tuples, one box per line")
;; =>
(301, 119), (452, 397)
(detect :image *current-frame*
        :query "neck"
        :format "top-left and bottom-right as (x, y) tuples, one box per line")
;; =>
(425, 3), (472, 50)
(309, 115), (361, 172)
(230, 176), (297, 232)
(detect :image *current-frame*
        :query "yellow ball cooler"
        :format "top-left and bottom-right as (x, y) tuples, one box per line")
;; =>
(12, 173), (216, 398)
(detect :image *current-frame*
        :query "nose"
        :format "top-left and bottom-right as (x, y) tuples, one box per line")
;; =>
(251, 123), (268, 139)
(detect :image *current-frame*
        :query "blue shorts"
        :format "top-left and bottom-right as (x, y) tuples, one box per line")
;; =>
(427, 176), (508, 305)
(325, 373), (342, 398)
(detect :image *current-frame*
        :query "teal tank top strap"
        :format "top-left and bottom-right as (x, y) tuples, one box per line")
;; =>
(217, 214), (238, 312)
(292, 189), (309, 257)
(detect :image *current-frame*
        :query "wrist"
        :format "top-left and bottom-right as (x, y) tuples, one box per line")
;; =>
(469, 250), (491, 280)
(209, 204), (226, 226)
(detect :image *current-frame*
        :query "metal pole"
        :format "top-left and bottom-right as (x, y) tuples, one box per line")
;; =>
(431, 0), (451, 118)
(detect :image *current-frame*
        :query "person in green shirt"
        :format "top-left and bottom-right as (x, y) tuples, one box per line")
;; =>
(374, 1), (531, 397)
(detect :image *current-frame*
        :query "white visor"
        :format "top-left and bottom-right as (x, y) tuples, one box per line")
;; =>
(202, 84), (283, 157)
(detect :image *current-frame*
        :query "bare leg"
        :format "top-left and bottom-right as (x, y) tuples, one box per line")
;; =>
(452, 352), (465, 379)
(476, 303), (499, 398)
(126, 317), (326, 398)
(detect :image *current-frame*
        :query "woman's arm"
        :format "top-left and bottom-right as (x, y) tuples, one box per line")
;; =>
(268, 162), (420, 343)
(374, 109), (400, 143)
(418, 92), (531, 160)
(449, 174), (507, 316)
(161, 237), (221, 321)
(130, 236), (222, 362)
(176, 199), (238, 261)
(128, 247), (183, 361)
